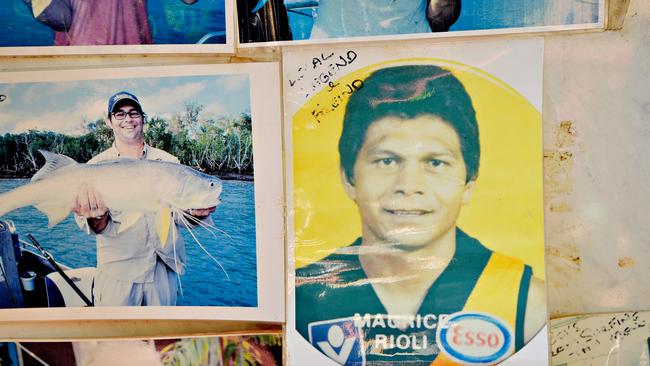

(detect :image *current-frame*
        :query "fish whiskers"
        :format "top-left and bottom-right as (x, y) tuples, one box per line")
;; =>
(172, 209), (232, 281)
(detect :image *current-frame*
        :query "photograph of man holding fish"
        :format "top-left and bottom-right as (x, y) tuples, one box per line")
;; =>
(66, 91), (220, 306)
(0, 65), (284, 320)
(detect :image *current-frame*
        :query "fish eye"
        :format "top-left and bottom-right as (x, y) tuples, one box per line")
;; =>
(210, 182), (214, 187)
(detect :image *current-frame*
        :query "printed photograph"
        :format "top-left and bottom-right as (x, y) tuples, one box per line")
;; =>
(0, 70), (259, 310)
(284, 39), (546, 365)
(1, 0), (232, 54)
(0, 334), (282, 366)
(238, 0), (602, 45)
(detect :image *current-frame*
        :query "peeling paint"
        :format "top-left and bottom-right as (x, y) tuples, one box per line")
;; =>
(549, 201), (572, 213)
(546, 244), (582, 290)
(556, 120), (577, 149)
(544, 121), (578, 211)
(544, 151), (573, 193)
(547, 245), (582, 268)
(617, 257), (635, 268)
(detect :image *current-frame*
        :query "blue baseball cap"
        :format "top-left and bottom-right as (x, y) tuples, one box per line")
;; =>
(107, 91), (143, 115)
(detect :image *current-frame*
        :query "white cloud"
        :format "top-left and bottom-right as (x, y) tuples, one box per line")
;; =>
(12, 110), (76, 134)
(20, 86), (39, 105)
(10, 95), (106, 135)
(87, 80), (145, 100)
(216, 76), (248, 92)
(203, 102), (227, 119)
(0, 111), (18, 134)
(139, 81), (208, 117)
(12, 117), (52, 133)
(23, 81), (83, 105)
(76, 98), (108, 124)
(0, 89), (24, 133)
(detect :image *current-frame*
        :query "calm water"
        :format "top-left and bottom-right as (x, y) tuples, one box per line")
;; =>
(0, 179), (257, 307)
(1, 0), (226, 46)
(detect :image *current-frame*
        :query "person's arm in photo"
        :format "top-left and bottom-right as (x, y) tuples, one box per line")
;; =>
(238, 0), (292, 42)
(426, 0), (461, 32)
(22, 0), (73, 32)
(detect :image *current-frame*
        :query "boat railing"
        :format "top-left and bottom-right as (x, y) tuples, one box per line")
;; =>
(19, 239), (72, 271)
(1, 221), (52, 266)
(19, 239), (45, 257)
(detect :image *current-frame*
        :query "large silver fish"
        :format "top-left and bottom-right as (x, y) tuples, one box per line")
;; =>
(0, 150), (222, 246)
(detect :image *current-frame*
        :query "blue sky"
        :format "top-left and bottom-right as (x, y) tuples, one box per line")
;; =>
(0, 74), (250, 135)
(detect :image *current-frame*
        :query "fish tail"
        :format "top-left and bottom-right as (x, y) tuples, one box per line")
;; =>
(0, 185), (35, 218)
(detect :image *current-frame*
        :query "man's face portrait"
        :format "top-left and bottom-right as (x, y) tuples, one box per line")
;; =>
(107, 102), (145, 145)
(342, 115), (475, 249)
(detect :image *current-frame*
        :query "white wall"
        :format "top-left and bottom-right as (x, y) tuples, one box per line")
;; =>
(543, 0), (650, 317)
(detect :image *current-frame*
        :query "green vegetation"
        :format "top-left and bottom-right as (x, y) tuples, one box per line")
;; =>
(160, 335), (282, 366)
(0, 103), (253, 180)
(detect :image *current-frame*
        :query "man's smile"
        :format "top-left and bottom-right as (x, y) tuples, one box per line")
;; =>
(383, 208), (434, 216)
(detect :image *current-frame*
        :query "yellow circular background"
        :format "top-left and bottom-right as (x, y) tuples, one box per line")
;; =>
(293, 58), (544, 279)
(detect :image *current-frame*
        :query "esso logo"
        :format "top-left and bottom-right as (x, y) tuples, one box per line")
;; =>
(436, 312), (514, 365)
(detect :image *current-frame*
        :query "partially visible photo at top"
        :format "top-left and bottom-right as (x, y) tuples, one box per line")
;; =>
(0, 0), (233, 54)
(237, 0), (602, 45)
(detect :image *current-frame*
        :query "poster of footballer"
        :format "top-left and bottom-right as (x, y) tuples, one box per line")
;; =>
(284, 38), (547, 365)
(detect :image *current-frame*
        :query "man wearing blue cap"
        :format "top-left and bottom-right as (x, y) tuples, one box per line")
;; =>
(72, 91), (214, 306)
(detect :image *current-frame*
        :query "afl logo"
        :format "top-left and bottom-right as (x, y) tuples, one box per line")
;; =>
(436, 312), (514, 365)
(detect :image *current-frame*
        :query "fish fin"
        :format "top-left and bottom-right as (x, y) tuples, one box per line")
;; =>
(35, 203), (71, 227)
(156, 207), (172, 249)
(32, 150), (78, 182)
(116, 212), (143, 234)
